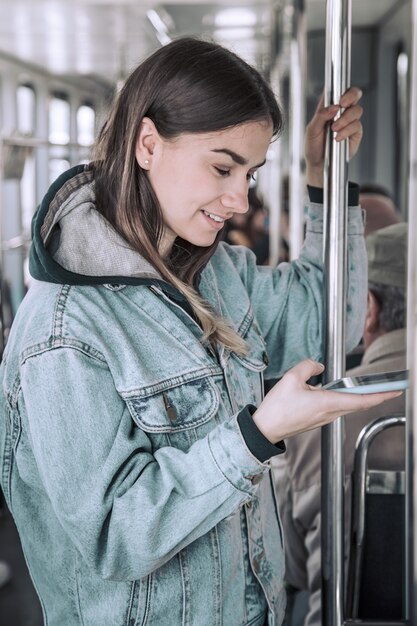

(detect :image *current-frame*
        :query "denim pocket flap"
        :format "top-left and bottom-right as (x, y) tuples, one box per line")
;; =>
(235, 321), (269, 372)
(126, 377), (219, 433)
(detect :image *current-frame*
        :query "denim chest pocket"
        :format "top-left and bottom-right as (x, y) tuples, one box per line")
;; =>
(237, 320), (269, 371)
(228, 321), (269, 407)
(125, 377), (220, 452)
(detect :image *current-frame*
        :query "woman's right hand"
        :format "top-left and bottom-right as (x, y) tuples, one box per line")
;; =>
(252, 359), (403, 444)
(304, 87), (363, 187)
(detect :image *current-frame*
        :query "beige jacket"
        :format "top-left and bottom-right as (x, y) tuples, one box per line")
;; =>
(272, 328), (406, 626)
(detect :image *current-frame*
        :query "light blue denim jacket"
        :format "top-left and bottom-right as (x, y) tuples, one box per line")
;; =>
(0, 165), (367, 625)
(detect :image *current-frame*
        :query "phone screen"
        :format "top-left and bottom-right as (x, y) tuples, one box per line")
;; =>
(323, 369), (409, 394)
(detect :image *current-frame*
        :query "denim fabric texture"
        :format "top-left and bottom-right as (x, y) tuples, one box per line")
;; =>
(0, 166), (367, 625)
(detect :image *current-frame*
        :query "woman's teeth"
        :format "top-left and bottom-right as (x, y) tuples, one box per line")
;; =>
(203, 210), (224, 222)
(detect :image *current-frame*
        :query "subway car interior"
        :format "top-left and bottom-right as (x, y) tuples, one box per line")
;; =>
(0, 0), (416, 625)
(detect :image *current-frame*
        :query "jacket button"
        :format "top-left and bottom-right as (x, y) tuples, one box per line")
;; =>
(262, 351), (269, 365)
(163, 392), (177, 421)
(167, 406), (177, 421)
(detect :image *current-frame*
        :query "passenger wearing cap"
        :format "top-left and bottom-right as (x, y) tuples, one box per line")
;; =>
(272, 222), (408, 626)
(359, 183), (402, 236)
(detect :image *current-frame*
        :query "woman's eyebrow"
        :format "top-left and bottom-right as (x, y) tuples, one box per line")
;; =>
(211, 148), (266, 169)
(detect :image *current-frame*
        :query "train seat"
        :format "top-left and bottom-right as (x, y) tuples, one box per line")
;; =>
(346, 415), (406, 622)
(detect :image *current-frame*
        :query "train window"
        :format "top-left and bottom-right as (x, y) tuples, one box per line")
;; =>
(20, 146), (36, 252)
(17, 83), (36, 241)
(21, 152), (36, 288)
(49, 93), (70, 145)
(48, 92), (70, 183)
(77, 104), (95, 147)
(17, 84), (36, 135)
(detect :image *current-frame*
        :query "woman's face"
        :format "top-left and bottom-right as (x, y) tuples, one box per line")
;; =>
(136, 119), (273, 256)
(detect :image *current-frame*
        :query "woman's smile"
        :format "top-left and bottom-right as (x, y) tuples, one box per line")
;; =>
(202, 209), (228, 230)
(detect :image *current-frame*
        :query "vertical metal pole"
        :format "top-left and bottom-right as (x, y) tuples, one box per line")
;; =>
(266, 144), (283, 267)
(288, 0), (306, 261)
(268, 0), (306, 267)
(0, 73), (26, 317)
(35, 82), (50, 205)
(406, 0), (417, 621)
(321, 0), (351, 625)
(267, 4), (285, 268)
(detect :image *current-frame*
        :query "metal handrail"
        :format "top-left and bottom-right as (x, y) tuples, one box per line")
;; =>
(348, 415), (406, 619)
(1, 135), (93, 149)
(406, 0), (417, 622)
(321, 0), (352, 624)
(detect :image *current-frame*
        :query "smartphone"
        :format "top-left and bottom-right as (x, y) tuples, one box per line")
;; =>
(323, 369), (409, 394)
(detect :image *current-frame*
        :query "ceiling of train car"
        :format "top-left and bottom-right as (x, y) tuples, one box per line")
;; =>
(0, 0), (404, 88)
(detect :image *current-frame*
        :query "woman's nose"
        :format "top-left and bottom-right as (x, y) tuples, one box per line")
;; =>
(220, 186), (249, 215)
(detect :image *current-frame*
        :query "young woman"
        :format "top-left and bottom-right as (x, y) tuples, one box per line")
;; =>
(0, 37), (400, 626)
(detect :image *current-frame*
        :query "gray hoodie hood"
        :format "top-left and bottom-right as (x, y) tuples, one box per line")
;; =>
(29, 163), (164, 286)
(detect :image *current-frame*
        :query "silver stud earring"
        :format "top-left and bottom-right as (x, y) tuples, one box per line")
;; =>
(144, 159), (149, 165)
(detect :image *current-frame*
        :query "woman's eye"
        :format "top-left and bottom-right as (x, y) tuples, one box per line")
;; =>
(214, 167), (230, 177)
(247, 172), (257, 182)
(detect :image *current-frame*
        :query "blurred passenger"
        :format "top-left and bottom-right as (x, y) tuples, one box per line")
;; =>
(0, 487), (11, 587)
(359, 183), (402, 236)
(0, 37), (397, 626)
(224, 179), (290, 265)
(223, 187), (270, 264)
(278, 175), (290, 263)
(346, 183), (404, 368)
(274, 222), (407, 626)
(0, 560), (11, 587)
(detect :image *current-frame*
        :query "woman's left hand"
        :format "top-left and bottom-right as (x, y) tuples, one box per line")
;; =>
(305, 86), (363, 187)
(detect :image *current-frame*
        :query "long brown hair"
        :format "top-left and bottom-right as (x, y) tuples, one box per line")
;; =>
(93, 37), (283, 354)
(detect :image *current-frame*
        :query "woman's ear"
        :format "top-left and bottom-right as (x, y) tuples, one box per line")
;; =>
(135, 117), (159, 169)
